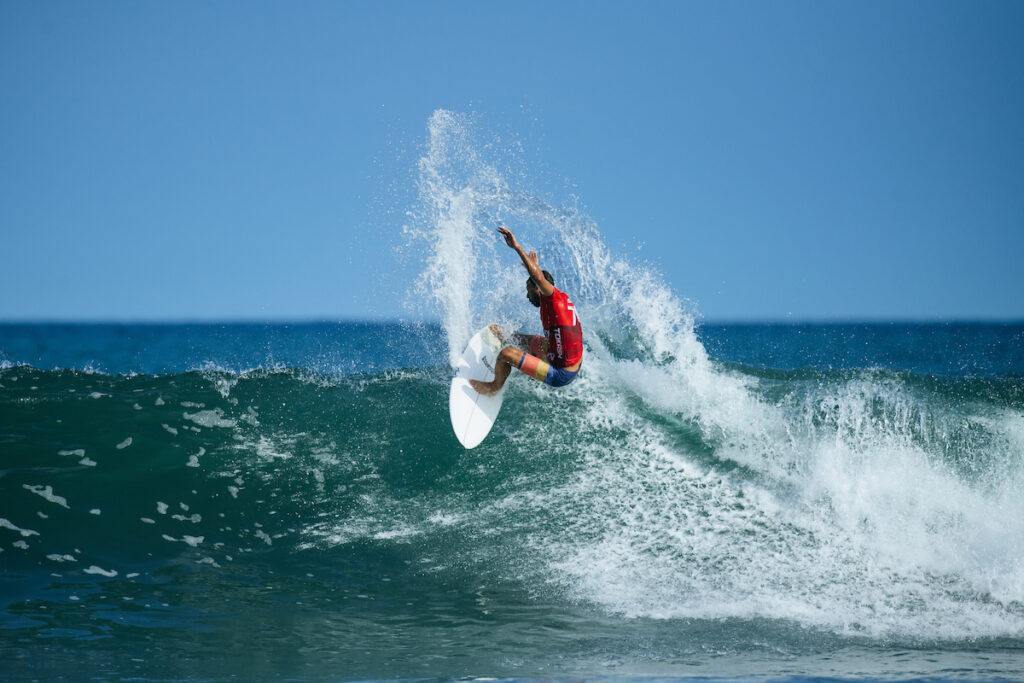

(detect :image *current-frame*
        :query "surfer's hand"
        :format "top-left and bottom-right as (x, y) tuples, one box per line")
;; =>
(488, 324), (506, 341)
(497, 227), (518, 250)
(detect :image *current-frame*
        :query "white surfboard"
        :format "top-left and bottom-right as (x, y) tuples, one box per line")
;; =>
(449, 326), (506, 449)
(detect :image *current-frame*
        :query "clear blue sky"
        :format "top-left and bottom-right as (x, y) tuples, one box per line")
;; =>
(2, 1), (1022, 322)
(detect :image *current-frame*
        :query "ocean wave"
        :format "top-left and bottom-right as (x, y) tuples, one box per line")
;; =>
(3, 112), (1024, 652)
(395, 110), (1024, 640)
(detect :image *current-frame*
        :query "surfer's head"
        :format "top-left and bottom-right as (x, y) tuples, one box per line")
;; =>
(526, 271), (555, 307)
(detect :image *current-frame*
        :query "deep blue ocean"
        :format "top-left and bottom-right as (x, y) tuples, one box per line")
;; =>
(3, 112), (1023, 681)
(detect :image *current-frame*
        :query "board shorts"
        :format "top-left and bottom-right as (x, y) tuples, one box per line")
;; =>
(516, 352), (580, 388)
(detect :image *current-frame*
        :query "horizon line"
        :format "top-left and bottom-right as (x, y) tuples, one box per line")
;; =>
(1, 316), (1023, 326)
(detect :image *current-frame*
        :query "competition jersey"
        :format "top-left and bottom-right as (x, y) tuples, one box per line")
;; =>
(538, 287), (583, 368)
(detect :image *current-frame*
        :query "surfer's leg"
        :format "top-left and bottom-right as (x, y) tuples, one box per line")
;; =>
(514, 351), (552, 385)
(470, 346), (522, 396)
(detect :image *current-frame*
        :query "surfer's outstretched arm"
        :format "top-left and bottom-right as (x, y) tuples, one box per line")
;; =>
(497, 227), (554, 297)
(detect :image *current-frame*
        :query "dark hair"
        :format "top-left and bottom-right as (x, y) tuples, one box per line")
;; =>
(527, 270), (555, 289)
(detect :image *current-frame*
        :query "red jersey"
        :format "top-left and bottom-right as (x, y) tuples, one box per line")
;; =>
(539, 287), (583, 368)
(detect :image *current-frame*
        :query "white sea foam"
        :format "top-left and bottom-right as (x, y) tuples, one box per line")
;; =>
(0, 518), (40, 537)
(186, 446), (207, 469)
(184, 409), (236, 429)
(46, 554), (77, 563)
(161, 534), (204, 547)
(84, 565), (117, 577)
(23, 484), (70, 509)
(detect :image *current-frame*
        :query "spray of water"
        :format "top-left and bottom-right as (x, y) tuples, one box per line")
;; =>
(404, 110), (1024, 639)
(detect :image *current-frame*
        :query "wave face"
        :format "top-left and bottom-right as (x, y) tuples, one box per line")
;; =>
(2, 111), (1024, 680)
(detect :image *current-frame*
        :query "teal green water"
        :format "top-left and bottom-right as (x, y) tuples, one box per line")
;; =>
(2, 322), (1023, 681)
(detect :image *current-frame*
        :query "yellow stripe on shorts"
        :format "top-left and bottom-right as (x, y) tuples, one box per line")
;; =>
(518, 354), (550, 383)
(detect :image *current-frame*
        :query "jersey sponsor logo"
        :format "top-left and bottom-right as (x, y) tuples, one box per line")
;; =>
(541, 288), (581, 367)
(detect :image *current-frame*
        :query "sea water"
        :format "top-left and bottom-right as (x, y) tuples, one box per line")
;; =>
(2, 111), (1023, 681)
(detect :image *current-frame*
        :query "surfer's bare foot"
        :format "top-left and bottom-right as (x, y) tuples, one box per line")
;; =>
(469, 379), (498, 396)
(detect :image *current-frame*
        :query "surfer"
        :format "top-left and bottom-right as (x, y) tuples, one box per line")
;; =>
(470, 227), (583, 396)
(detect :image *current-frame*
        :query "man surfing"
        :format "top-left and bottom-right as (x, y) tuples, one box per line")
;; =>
(470, 227), (583, 396)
